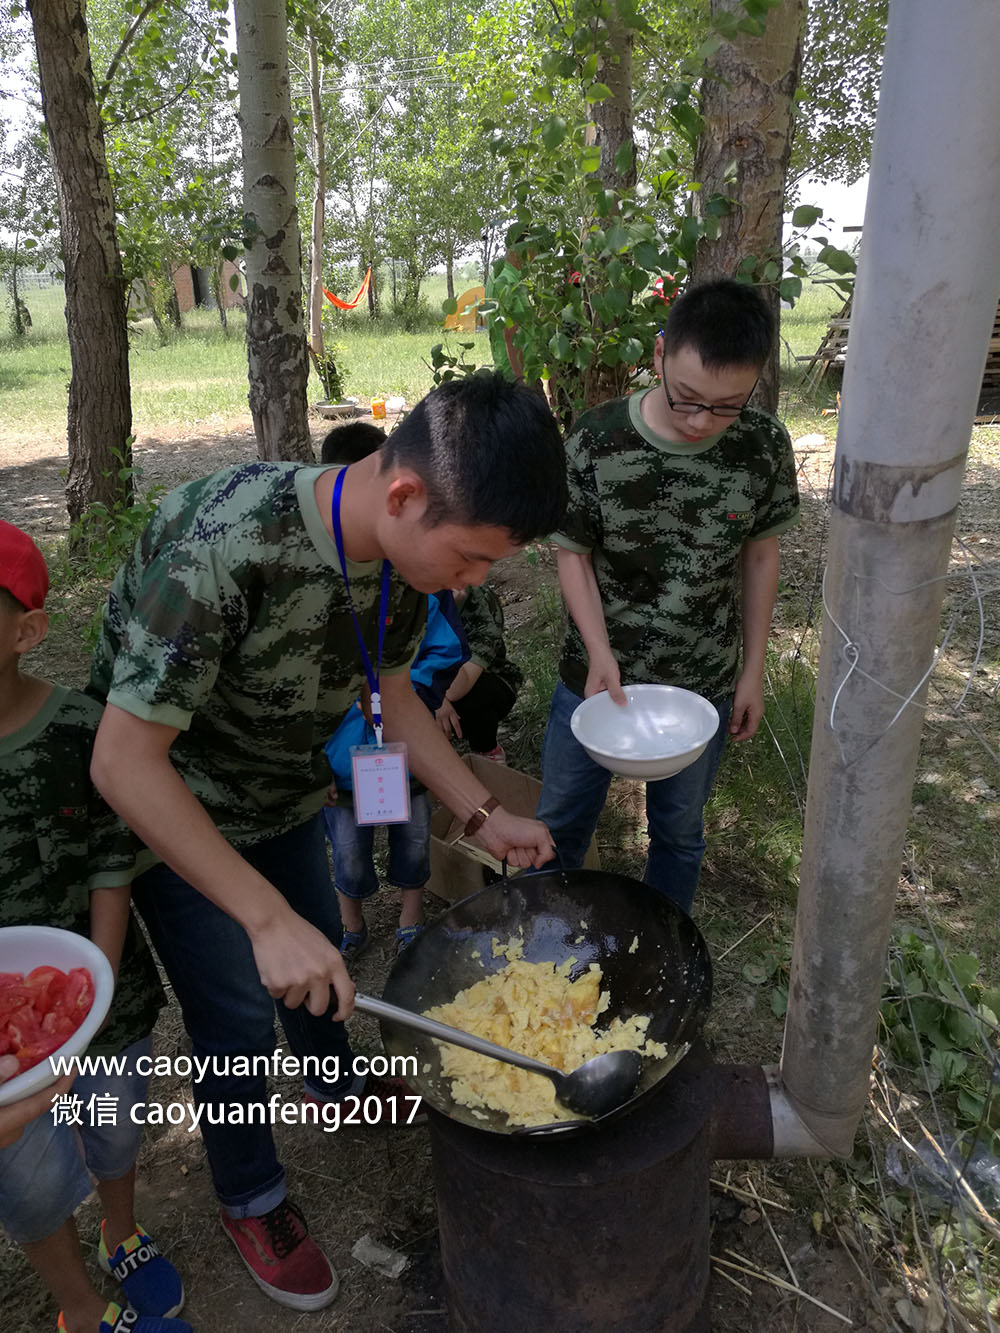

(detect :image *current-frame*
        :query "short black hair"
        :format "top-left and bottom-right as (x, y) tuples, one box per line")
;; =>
(379, 372), (568, 544)
(320, 421), (387, 466)
(662, 278), (775, 370)
(0, 586), (27, 614)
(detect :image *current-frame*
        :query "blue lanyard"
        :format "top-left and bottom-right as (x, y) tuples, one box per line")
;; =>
(331, 467), (392, 747)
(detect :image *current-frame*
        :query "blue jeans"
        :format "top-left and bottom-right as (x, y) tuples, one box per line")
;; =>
(535, 680), (732, 915)
(0, 1036), (152, 1245)
(323, 792), (431, 899)
(133, 815), (359, 1218)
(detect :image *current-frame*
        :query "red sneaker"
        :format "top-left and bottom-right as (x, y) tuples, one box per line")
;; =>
(220, 1199), (338, 1311)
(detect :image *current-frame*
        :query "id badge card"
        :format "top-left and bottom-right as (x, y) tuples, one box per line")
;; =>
(350, 742), (411, 825)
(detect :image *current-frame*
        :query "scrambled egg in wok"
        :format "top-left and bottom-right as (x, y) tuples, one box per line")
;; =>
(424, 937), (667, 1127)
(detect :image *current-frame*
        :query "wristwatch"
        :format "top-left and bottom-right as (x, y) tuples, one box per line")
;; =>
(464, 796), (500, 839)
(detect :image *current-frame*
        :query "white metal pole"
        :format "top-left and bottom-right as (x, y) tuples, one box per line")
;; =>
(771, 0), (1000, 1156)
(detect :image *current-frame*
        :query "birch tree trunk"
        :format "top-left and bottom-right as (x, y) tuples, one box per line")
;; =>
(307, 31), (325, 365)
(692, 0), (805, 413)
(235, 0), (312, 462)
(29, 0), (133, 525)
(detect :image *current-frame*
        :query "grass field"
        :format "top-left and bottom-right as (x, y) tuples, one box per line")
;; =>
(0, 276), (844, 443)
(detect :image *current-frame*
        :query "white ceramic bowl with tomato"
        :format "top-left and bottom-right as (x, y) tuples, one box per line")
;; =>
(0, 927), (115, 1107)
(570, 684), (720, 781)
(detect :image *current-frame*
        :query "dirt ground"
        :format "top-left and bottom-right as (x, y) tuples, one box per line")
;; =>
(2, 411), (996, 1332)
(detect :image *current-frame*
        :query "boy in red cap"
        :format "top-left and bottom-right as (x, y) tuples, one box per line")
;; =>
(0, 520), (191, 1333)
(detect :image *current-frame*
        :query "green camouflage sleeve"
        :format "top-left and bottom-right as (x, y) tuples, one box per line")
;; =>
(105, 542), (249, 730)
(749, 422), (800, 541)
(382, 580), (428, 675)
(551, 425), (602, 554)
(460, 585), (523, 696)
(460, 585), (506, 671)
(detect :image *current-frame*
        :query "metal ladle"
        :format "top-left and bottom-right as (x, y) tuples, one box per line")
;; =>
(355, 993), (643, 1119)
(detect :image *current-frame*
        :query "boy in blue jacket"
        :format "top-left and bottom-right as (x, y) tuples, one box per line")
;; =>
(319, 425), (470, 957)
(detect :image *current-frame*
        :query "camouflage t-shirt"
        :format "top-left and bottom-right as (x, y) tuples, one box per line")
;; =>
(554, 390), (799, 698)
(460, 585), (523, 698)
(89, 463), (427, 845)
(0, 686), (165, 1056)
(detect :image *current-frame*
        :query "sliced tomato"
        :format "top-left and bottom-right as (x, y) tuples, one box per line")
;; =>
(41, 1011), (76, 1039)
(58, 968), (94, 1019)
(15, 1031), (69, 1072)
(0, 964), (94, 1075)
(26, 966), (66, 1016)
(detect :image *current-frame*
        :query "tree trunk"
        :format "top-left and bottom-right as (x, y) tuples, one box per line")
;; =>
(29, 0), (133, 526)
(692, 0), (805, 414)
(445, 241), (455, 301)
(307, 31), (325, 364)
(590, 10), (635, 195)
(234, 0), (312, 463)
(581, 1), (636, 412)
(165, 264), (181, 328)
(212, 257), (228, 331)
(9, 188), (27, 339)
(367, 261), (379, 319)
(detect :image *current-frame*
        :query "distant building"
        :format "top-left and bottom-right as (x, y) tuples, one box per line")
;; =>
(172, 259), (245, 312)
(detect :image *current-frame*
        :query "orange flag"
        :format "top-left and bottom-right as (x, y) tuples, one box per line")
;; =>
(322, 267), (372, 310)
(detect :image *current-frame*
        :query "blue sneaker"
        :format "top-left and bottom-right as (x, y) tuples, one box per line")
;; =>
(339, 922), (370, 962)
(58, 1301), (193, 1333)
(98, 1222), (184, 1319)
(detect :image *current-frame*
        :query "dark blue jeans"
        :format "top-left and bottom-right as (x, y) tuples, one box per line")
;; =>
(133, 814), (357, 1217)
(535, 681), (732, 914)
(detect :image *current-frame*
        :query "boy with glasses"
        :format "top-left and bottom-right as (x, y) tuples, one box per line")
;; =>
(535, 278), (799, 914)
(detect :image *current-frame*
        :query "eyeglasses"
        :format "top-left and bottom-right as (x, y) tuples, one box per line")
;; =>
(663, 379), (757, 419)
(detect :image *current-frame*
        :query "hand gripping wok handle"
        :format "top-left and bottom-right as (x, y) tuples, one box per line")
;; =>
(355, 994), (559, 1081)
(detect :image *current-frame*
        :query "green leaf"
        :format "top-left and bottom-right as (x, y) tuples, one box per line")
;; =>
(949, 955), (980, 989)
(791, 204), (823, 228)
(620, 337), (643, 364)
(605, 287), (629, 315)
(605, 221), (628, 252)
(817, 245), (857, 276)
(441, 298), (458, 316)
(670, 103), (704, 144)
(586, 82), (613, 102)
(614, 141), (634, 177)
(779, 277), (802, 305)
(634, 240), (659, 271)
(579, 144), (602, 174)
(548, 330), (573, 361)
(541, 115), (569, 151)
(228, 274), (240, 292)
(929, 1046), (968, 1086)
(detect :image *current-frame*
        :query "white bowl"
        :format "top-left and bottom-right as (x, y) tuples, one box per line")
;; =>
(571, 684), (720, 781)
(0, 927), (115, 1107)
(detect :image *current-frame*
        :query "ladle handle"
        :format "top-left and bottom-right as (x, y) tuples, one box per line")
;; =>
(355, 994), (560, 1082)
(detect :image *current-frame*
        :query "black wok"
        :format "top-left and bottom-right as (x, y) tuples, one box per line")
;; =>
(378, 868), (712, 1137)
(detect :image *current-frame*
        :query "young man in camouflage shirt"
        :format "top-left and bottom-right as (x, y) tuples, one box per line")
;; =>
(536, 279), (800, 914)
(0, 521), (190, 1333)
(87, 374), (567, 1311)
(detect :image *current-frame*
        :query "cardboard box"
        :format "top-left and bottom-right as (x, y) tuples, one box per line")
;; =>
(426, 754), (600, 903)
